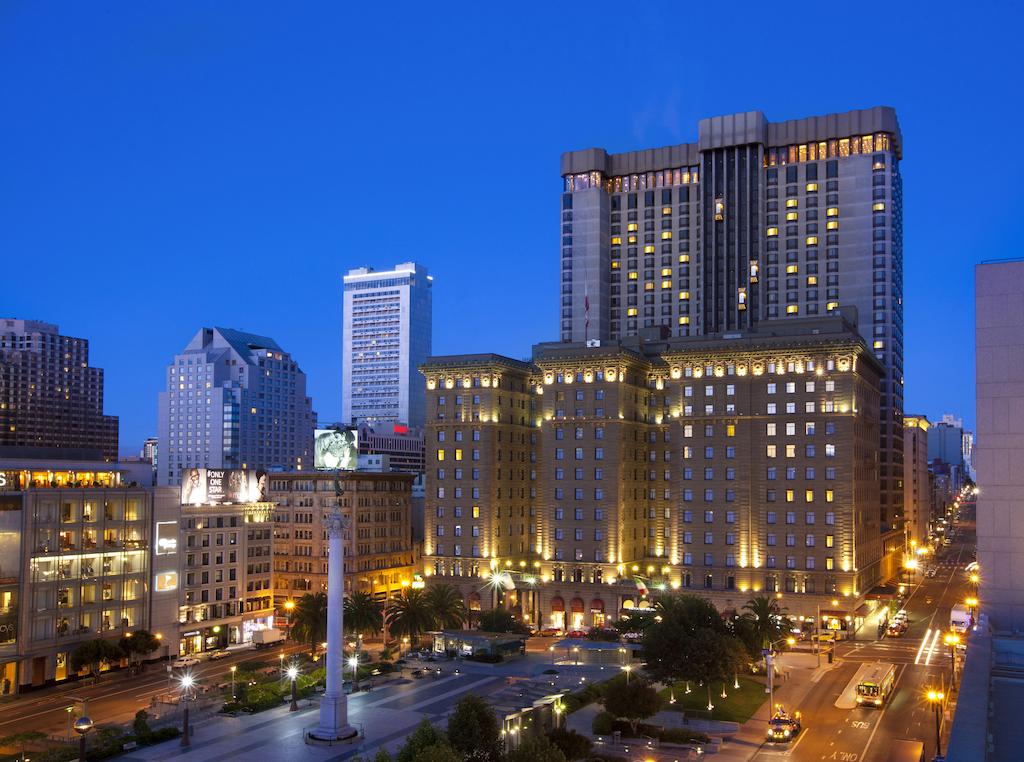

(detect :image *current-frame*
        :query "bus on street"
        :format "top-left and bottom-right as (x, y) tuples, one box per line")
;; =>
(856, 662), (897, 707)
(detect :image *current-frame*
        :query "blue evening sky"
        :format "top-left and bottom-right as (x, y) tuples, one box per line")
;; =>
(2, 2), (1020, 454)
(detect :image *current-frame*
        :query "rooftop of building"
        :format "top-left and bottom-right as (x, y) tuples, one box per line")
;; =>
(562, 105), (901, 175)
(182, 326), (285, 357)
(422, 313), (881, 378)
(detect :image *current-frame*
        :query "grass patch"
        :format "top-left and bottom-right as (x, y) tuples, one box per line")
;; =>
(658, 675), (765, 723)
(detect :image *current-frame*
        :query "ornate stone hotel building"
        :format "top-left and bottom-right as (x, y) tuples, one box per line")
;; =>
(421, 314), (890, 634)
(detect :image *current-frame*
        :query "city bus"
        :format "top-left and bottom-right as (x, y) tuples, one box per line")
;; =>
(855, 662), (897, 707)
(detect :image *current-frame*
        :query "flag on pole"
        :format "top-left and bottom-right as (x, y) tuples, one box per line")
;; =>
(635, 577), (648, 597)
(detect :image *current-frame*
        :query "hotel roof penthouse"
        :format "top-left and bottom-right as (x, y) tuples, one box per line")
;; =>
(421, 313), (888, 634)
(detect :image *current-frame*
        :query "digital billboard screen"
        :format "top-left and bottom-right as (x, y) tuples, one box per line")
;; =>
(314, 428), (358, 471)
(180, 468), (268, 505)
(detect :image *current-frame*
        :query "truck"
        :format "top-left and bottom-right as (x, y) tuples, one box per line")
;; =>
(252, 628), (284, 647)
(950, 603), (971, 633)
(887, 739), (924, 762)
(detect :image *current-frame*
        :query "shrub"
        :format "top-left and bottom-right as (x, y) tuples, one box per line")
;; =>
(659, 727), (710, 745)
(591, 711), (616, 735)
(548, 726), (592, 760)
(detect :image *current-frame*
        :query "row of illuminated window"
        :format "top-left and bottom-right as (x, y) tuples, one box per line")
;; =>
(766, 444), (837, 457)
(765, 133), (892, 166)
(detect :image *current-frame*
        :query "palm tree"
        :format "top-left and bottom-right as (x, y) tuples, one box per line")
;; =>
(291, 592), (328, 657)
(741, 595), (792, 650)
(344, 591), (383, 637)
(424, 584), (467, 630)
(387, 589), (435, 642)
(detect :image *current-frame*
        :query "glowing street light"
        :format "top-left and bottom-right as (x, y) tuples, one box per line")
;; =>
(179, 673), (196, 747)
(230, 665), (237, 699)
(927, 689), (945, 757)
(286, 665), (300, 712)
(73, 714), (94, 762)
(348, 655), (360, 690)
(622, 664), (632, 684)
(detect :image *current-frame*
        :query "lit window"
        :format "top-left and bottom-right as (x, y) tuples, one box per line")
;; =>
(873, 340), (885, 349)
(611, 261), (620, 269)
(661, 280), (672, 289)
(726, 424), (735, 437)
(714, 199), (724, 221)
(661, 231), (673, 240)
(872, 202), (886, 212)
(644, 282), (654, 291)
(662, 206), (672, 216)
(786, 305), (799, 314)
(806, 182), (818, 192)
(767, 227), (779, 237)
(679, 291), (690, 300)
(661, 268), (672, 277)
(826, 207), (839, 217)
(627, 235), (637, 244)
(786, 265), (798, 274)
(805, 489), (814, 502)
(678, 254), (690, 263)
(644, 245), (656, 254)
(454, 449), (463, 461)
(628, 271), (638, 280)
(437, 449), (445, 461)
(805, 236), (818, 246)
(786, 198), (799, 208)
(611, 236), (622, 246)
(627, 223), (638, 232)
(786, 490), (795, 502)
(826, 221), (839, 230)
(807, 276), (818, 286)
(826, 301), (839, 312)
(679, 316), (690, 325)
(627, 308), (638, 317)
(786, 212), (798, 221)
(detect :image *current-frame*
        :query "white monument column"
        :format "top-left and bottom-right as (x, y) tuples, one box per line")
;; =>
(307, 510), (358, 744)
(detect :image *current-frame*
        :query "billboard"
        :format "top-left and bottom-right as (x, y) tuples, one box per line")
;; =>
(155, 521), (178, 555)
(180, 468), (268, 505)
(314, 428), (358, 471)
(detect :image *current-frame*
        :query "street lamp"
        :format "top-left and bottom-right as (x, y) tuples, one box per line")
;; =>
(764, 636), (797, 711)
(73, 715), (93, 762)
(927, 689), (945, 758)
(179, 674), (195, 747)
(402, 637), (410, 658)
(287, 665), (299, 712)
(230, 665), (237, 699)
(278, 652), (285, 678)
(284, 600), (295, 637)
(348, 656), (360, 691)
(549, 645), (555, 666)
(622, 664), (632, 684)
(944, 633), (961, 686)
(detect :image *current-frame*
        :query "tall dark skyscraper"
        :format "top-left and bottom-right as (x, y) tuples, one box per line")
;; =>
(560, 106), (904, 533)
(0, 319), (118, 460)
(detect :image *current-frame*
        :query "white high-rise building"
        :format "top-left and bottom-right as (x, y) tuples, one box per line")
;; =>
(157, 327), (315, 486)
(342, 262), (432, 428)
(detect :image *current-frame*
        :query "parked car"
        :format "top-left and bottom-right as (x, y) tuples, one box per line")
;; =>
(172, 656), (201, 669)
(537, 627), (560, 637)
(566, 629), (588, 639)
(207, 650), (230, 661)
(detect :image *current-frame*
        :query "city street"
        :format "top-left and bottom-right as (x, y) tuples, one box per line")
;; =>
(0, 642), (311, 740)
(754, 509), (975, 761)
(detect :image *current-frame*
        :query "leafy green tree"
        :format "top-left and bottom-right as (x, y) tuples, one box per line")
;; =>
(388, 589), (436, 641)
(70, 638), (124, 676)
(0, 731), (47, 762)
(739, 595), (793, 654)
(476, 607), (530, 634)
(396, 720), (449, 762)
(291, 592), (328, 657)
(585, 627), (620, 642)
(424, 584), (467, 629)
(643, 594), (746, 687)
(344, 592), (383, 637)
(505, 733), (567, 762)
(601, 679), (662, 735)
(414, 745), (460, 762)
(446, 694), (503, 762)
(373, 751), (393, 762)
(119, 629), (161, 666)
(547, 727), (592, 761)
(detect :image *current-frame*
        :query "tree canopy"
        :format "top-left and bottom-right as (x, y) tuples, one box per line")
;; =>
(643, 593), (747, 684)
(424, 584), (468, 629)
(344, 592), (383, 637)
(70, 638), (124, 675)
(476, 607), (530, 635)
(291, 592), (328, 657)
(446, 694), (503, 762)
(602, 678), (663, 734)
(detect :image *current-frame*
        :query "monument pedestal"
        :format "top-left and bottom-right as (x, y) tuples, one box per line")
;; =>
(306, 694), (358, 745)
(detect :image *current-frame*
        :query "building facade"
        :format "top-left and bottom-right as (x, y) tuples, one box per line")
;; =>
(422, 315), (887, 632)
(268, 472), (417, 607)
(0, 455), (151, 694)
(903, 415), (931, 546)
(342, 262), (433, 428)
(928, 414), (972, 491)
(151, 476), (276, 657)
(0, 319), (118, 460)
(976, 260), (1024, 631)
(156, 327), (316, 486)
(559, 107), (905, 535)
